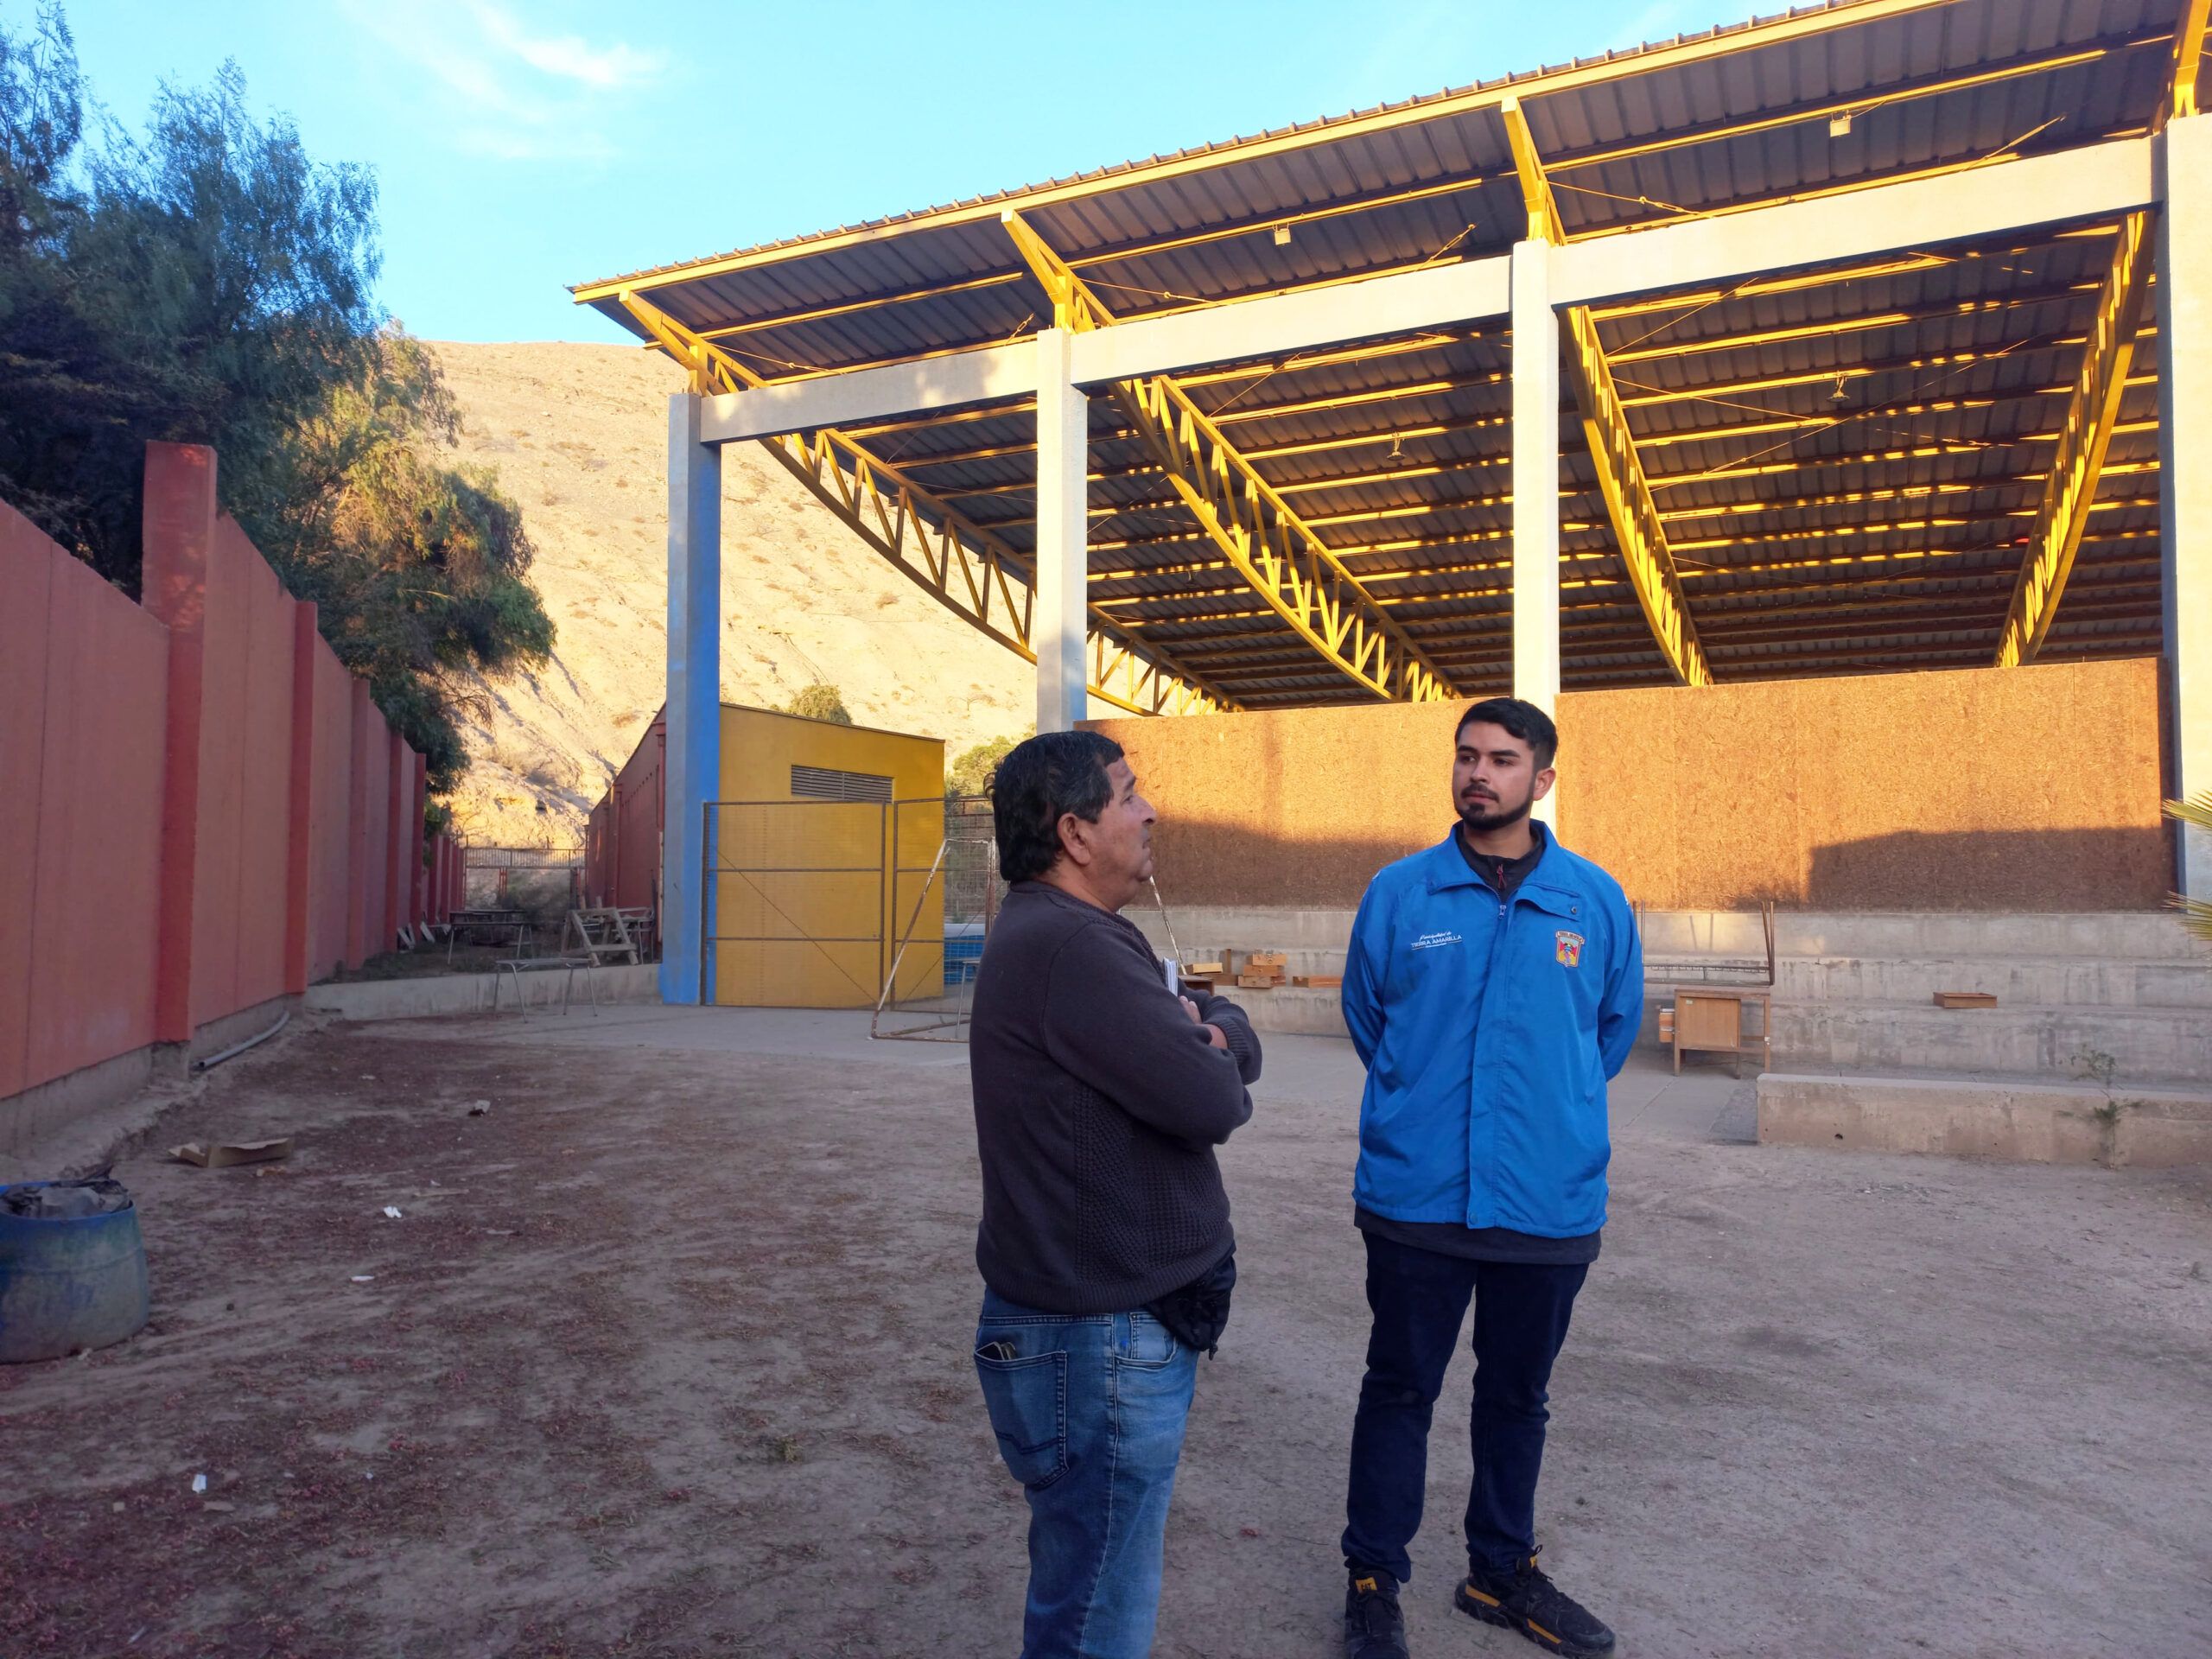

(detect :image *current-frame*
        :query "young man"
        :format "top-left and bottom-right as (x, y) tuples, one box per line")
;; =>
(1338, 699), (1643, 1659)
(969, 730), (1262, 1659)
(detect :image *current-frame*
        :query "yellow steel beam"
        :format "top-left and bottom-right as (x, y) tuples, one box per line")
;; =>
(1986, 0), (2187, 670)
(616, 291), (1235, 716)
(2164, 0), (2209, 123)
(1001, 209), (1458, 703)
(1504, 97), (1711, 687)
(1995, 207), (2158, 665)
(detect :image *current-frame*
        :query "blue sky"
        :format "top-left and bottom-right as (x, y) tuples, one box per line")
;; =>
(36, 1), (1753, 343)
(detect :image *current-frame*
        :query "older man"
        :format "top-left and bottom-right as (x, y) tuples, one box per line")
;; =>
(969, 729), (1262, 1659)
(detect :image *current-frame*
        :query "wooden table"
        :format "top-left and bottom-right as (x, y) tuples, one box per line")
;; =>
(1672, 987), (1772, 1077)
(447, 909), (532, 960)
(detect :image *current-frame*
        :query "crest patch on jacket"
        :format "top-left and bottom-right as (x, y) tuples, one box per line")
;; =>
(1554, 930), (1584, 968)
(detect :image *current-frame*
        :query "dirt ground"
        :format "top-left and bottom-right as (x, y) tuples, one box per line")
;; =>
(4, 1008), (2209, 1659)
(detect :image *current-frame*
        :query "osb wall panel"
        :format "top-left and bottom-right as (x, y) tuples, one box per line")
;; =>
(1558, 658), (2167, 911)
(1083, 701), (1465, 909)
(1083, 658), (2167, 911)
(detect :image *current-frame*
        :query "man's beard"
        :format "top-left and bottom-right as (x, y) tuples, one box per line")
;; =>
(1457, 780), (1534, 833)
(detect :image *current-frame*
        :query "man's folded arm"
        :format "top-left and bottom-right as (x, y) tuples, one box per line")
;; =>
(1195, 994), (1262, 1084)
(1042, 925), (1254, 1147)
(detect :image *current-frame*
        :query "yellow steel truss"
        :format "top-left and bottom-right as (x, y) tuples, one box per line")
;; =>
(618, 291), (1234, 716)
(1993, 209), (2158, 666)
(2164, 0), (2209, 124)
(1001, 209), (1458, 704)
(1504, 97), (1711, 687)
(1990, 11), (2192, 666)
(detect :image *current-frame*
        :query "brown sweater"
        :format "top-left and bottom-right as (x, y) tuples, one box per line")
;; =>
(969, 882), (1261, 1313)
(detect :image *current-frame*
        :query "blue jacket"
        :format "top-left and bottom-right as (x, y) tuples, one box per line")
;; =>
(1342, 828), (1643, 1237)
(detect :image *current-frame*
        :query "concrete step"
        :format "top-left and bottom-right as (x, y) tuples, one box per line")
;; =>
(1205, 982), (1349, 1039)
(1770, 956), (2212, 1009)
(1649, 909), (2212, 963)
(1758, 1071), (2212, 1166)
(1769, 1000), (2212, 1086)
(302, 963), (660, 1020)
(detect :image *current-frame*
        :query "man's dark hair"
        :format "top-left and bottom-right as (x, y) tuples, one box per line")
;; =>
(991, 731), (1127, 883)
(1454, 697), (1558, 770)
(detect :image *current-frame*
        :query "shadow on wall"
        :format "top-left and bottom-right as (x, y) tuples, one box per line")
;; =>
(1805, 828), (2172, 912)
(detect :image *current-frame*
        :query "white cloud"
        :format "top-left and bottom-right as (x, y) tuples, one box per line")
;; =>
(343, 0), (670, 162)
(474, 4), (664, 90)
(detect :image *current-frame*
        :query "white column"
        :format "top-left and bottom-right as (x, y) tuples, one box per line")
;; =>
(661, 392), (721, 1003)
(1512, 238), (1562, 822)
(1034, 327), (1089, 732)
(2163, 115), (2212, 897)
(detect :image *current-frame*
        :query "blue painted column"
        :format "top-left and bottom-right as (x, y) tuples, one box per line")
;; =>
(662, 392), (721, 1003)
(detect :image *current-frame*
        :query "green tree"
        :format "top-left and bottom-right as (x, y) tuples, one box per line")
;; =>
(946, 729), (1029, 798)
(783, 683), (853, 725)
(0, 5), (550, 790)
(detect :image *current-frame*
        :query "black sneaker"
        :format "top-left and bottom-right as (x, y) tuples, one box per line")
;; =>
(1344, 1567), (1410, 1659)
(1454, 1550), (1616, 1656)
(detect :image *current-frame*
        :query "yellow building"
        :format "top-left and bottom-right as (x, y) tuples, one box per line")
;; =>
(706, 703), (944, 1009)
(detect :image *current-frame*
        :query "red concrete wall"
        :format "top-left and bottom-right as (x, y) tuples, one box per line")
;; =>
(184, 516), (296, 1030)
(0, 500), (169, 1098)
(2, 442), (438, 1108)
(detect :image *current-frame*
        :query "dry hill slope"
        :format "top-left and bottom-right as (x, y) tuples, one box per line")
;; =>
(428, 340), (1035, 845)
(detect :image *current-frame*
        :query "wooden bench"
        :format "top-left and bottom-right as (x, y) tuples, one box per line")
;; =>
(563, 906), (652, 966)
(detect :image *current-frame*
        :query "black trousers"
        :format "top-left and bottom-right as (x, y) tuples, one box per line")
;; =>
(1340, 1231), (1586, 1582)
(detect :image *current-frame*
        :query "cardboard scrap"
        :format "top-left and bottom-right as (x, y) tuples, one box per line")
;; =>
(169, 1138), (293, 1169)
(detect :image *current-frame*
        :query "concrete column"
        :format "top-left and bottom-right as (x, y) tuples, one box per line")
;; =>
(344, 677), (372, 970)
(2162, 113), (2212, 896)
(283, 600), (318, 995)
(142, 442), (217, 1043)
(1034, 327), (1089, 732)
(384, 728), (406, 952)
(662, 392), (721, 1003)
(409, 751), (427, 932)
(1510, 239), (1561, 823)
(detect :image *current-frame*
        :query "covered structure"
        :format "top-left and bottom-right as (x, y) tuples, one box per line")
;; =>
(574, 0), (2212, 1001)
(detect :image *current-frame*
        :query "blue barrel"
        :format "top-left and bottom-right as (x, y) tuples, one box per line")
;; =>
(0, 1183), (150, 1363)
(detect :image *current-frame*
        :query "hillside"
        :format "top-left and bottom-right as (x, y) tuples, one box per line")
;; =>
(428, 340), (1036, 846)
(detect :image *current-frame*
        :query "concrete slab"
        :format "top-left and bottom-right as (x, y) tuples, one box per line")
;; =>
(1759, 1071), (2212, 1166)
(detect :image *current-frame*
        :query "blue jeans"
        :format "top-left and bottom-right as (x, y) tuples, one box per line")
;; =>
(974, 1289), (1199, 1658)
(1341, 1234), (1587, 1582)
